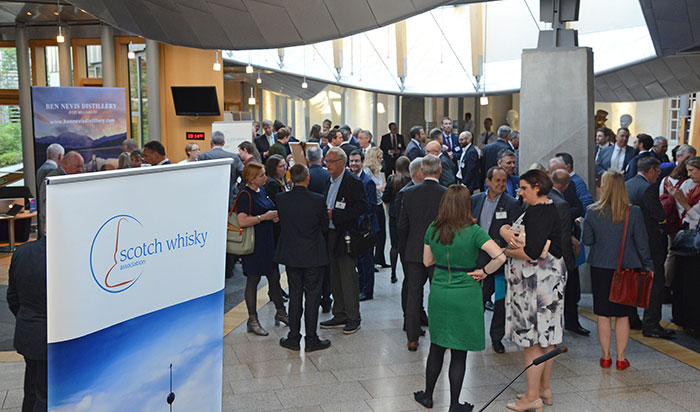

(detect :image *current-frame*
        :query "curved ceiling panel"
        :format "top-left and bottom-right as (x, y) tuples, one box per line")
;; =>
(65, 0), (454, 50)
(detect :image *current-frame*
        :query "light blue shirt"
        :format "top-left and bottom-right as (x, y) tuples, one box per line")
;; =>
(479, 190), (502, 233)
(326, 172), (344, 229)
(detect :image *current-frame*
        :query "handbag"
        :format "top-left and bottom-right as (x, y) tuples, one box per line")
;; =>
(608, 209), (653, 308)
(671, 222), (700, 257)
(348, 215), (377, 259)
(227, 190), (255, 255)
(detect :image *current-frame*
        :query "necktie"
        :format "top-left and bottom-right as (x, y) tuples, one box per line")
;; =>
(392, 134), (396, 150)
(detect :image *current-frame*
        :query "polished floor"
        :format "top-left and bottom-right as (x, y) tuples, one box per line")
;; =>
(1, 254), (699, 411)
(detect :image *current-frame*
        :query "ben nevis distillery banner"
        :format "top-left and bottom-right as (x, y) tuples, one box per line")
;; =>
(45, 159), (232, 411)
(31, 86), (127, 172)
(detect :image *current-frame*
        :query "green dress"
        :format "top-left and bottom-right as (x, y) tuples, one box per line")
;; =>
(424, 223), (492, 351)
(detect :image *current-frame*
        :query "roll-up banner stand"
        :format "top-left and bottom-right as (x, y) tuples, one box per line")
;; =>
(45, 159), (231, 411)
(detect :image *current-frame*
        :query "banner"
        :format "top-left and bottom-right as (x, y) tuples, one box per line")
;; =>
(31, 86), (128, 171)
(45, 160), (230, 411)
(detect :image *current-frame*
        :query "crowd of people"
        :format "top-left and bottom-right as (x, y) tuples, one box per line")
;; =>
(10, 114), (700, 412)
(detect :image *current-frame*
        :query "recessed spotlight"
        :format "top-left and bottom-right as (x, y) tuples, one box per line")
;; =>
(26, 11), (32, 16)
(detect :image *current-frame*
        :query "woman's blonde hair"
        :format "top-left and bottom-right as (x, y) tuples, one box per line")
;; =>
(364, 147), (383, 175)
(589, 170), (630, 224)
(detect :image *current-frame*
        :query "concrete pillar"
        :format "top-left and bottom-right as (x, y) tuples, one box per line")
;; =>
(58, 25), (72, 86)
(146, 39), (161, 142)
(520, 47), (594, 190)
(372, 92), (378, 143)
(401, 96), (425, 138)
(100, 25), (116, 87)
(15, 24), (36, 196)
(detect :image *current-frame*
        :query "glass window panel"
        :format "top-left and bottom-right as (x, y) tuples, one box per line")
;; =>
(0, 105), (23, 167)
(128, 45), (148, 145)
(45, 46), (60, 87)
(0, 48), (19, 89)
(86, 45), (102, 78)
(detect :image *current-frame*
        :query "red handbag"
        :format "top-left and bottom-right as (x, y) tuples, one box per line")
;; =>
(608, 209), (653, 308)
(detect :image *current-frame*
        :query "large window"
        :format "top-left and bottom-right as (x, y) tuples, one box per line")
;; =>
(86, 45), (102, 78)
(668, 93), (697, 143)
(45, 46), (60, 86)
(128, 43), (148, 145)
(0, 47), (22, 167)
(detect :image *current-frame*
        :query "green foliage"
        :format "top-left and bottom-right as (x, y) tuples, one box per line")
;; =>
(0, 122), (23, 167)
(0, 47), (19, 89)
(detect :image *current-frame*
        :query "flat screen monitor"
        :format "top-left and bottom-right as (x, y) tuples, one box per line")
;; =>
(171, 86), (220, 116)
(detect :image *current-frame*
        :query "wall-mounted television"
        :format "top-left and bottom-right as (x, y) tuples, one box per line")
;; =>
(171, 86), (220, 116)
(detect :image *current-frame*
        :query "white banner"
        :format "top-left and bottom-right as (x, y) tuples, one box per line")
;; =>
(46, 159), (230, 412)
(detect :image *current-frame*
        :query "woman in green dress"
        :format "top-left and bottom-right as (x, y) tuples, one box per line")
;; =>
(414, 185), (506, 412)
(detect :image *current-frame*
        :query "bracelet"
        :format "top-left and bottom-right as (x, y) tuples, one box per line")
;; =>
(483, 269), (490, 276)
(256, 215), (261, 223)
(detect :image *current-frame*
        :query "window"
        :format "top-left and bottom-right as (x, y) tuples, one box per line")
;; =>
(668, 93), (697, 143)
(45, 46), (60, 86)
(86, 45), (102, 78)
(0, 47), (19, 89)
(127, 43), (148, 145)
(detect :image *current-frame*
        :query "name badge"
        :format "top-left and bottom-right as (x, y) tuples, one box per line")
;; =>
(335, 201), (346, 210)
(496, 211), (507, 219)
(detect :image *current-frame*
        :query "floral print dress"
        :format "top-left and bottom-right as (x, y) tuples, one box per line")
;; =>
(504, 210), (567, 348)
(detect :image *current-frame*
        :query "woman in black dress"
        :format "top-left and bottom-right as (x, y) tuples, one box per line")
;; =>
(382, 156), (411, 282)
(235, 162), (288, 336)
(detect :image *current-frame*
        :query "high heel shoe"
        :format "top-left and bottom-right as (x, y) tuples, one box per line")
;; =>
(616, 359), (630, 370)
(274, 309), (289, 327)
(247, 315), (268, 336)
(413, 391), (433, 408)
(506, 397), (543, 412)
(600, 357), (612, 368)
(516, 389), (552, 406)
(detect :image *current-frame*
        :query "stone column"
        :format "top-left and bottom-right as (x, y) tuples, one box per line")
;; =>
(15, 24), (35, 196)
(58, 25), (72, 86)
(146, 39), (161, 142)
(400, 96), (425, 138)
(520, 47), (594, 190)
(100, 25), (116, 87)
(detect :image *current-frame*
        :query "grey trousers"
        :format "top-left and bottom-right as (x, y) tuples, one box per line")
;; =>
(328, 229), (361, 322)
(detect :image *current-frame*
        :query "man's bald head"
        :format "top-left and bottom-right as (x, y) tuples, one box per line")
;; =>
(548, 157), (566, 173)
(551, 168), (570, 192)
(425, 140), (442, 156)
(61, 151), (84, 174)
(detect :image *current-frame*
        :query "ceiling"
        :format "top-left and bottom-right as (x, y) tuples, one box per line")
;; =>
(62, 0), (454, 50)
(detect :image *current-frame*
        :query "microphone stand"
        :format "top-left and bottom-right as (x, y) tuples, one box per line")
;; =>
(478, 347), (563, 412)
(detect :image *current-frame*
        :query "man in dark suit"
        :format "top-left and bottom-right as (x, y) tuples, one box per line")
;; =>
(624, 134), (653, 180)
(596, 127), (634, 175)
(626, 156), (673, 339)
(305, 145), (333, 312)
(551, 169), (589, 336)
(456, 131), (480, 193)
(650, 136), (670, 164)
(425, 139), (456, 187)
(35, 143), (64, 236)
(254, 119), (275, 160)
(405, 125), (426, 161)
(440, 117), (461, 169)
(319, 148), (368, 334)
(482, 125), (512, 173)
(398, 154), (446, 351)
(143, 141), (171, 165)
(276, 164), (332, 352)
(471, 166), (521, 353)
(485, 149), (520, 198)
(7, 236), (48, 411)
(380, 122), (405, 175)
(338, 128), (360, 161)
(349, 151), (379, 301)
(198, 131), (244, 205)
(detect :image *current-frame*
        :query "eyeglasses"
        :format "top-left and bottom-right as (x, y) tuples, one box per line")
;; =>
(326, 158), (344, 163)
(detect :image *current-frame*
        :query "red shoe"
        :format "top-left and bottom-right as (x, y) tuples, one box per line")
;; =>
(599, 357), (612, 368)
(616, 359), (630, 370)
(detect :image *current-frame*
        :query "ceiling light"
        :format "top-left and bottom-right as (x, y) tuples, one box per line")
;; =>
(26, 11), (32, 16)
(480, 95), (489, 105)
(55, 0), (63, 43)
(213, 50), (221, 71)
(53, 11), (59, 15)
(377, 102), (386, 114)
(256, 72), (262, 84)
(127, 39), (135, 59)
(248, 87), (256, 105)
(301, 78), (308, 89)
(245, 64), (253, 73)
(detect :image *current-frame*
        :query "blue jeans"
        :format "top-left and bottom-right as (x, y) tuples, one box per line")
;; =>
(357, 250), (374, 296)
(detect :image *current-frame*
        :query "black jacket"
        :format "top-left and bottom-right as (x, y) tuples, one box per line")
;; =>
(439, 152), (457, 187)
(7, 237), (47, 360)
(626, 174), (667, 253)
(398, 179), (447, 263)
(549, 189), (576, 272)
(275, 186), (330, 267)
(326, 170), (369, 257)
(308, 164), (331, 196)
(254, 134), (273, 159)
(383, 174), (411, 219)
(471, 191), (522, 271)
(379, 133), (405, 174)
(482, 139), (511, 172)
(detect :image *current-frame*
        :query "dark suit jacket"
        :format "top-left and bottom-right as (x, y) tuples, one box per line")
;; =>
(254, 134), (274, 158)
(459, 144), (480, 192)
(562, 182), (583, 237)
(624, 151), (651, 180)
(549, 189), (575, 272)
(471, 191), (522, 272)
(380, 133), (405, 174)
(275, 186), (329, 267)
(382, 174), (411, 219)
(405, 139), (424, 161)
(308, 164), (330, 195)
(358, 171), (380, 233)
(326, 170), (369, 257)
(198, 147), (244, 205)
(626, 174), (667, 253)
(482, 139), (511, 172)
(393, 180), (415, 221)
(438, 152), (457, 187)
(7, 237), (47, 360)
(596, 144), (635, 175)
(35, 160), (57, 201)
(650, 150), (670, 164)
(340, 142), (360, 161)
(398, 179), (446, 263)
(264, 177), (286, 205)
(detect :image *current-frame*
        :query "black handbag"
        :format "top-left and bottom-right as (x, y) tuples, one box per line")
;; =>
(671, 222), (700, 257)
(348, 215), (377, 258)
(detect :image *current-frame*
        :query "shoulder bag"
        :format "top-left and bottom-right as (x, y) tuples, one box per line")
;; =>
(348, 214), (377, 259)
(671, 221), (700, 257)
(227, 189), (255, 255)
(608, 209), (653, 308)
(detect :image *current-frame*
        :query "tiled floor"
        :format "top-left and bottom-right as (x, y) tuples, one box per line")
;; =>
(1, 265), (699, 411)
